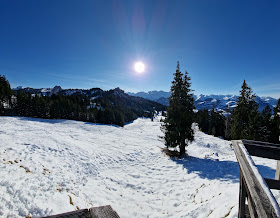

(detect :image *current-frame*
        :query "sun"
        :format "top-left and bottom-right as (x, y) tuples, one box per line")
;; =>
(134, 61), (145, 73)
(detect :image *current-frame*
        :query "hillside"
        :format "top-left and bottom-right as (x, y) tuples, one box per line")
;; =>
(0, 116), (279, 217)
(11, 86), (165, 126)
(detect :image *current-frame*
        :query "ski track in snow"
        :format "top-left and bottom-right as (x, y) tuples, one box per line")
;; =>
(0, 116), (279, 217)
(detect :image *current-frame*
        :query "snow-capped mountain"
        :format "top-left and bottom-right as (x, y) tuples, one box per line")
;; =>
(127, 91), (278, 112)
(127, 90), (171, 101)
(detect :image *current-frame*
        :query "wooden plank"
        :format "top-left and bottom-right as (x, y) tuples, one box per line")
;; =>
(242, 139), (280, 147)
(90, 205), (120, 218)
(238, 172), (246, 218)
(244, 204), (250, 218)
(247, 191), (258, 218)
(232, 140), (280, 218)
(241, 142), (280, 160)
(276, 161), (280, 180)
(44, 209), (91, 218)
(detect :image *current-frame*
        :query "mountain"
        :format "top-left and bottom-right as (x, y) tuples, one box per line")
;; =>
(14, 86), (165, 111)
(12, 86), (165, 126)
(127, 91), (278, 113)
(127, 90), (171, 101)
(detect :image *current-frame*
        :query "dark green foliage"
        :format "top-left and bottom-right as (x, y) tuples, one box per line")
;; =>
(194, 107), (226, 138)
(13, 91), (162, 126)
(161, 61), (194, 155)
(231, 80), (260, 140)
(271, 99), (280, 143)
(2, 75), (165, 126)
(225, 114), (232, 140)
(258, 105), (273, 142)
(195, 109), (210, 133)
(0, 75), (12, 114)
(208, 107), (225, 137)
(195, 81), (278, 143)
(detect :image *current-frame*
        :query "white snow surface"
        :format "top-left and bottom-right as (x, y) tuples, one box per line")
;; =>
(0, 116), (279, 217)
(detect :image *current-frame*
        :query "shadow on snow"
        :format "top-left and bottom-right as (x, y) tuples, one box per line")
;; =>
(172, 156), (276, 183)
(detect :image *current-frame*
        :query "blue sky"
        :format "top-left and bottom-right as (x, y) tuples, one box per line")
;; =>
(1, 0), (280, 98)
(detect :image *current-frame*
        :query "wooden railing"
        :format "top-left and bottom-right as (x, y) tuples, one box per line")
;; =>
(232, 140), (280, 218)
(44, 205), (120, 218)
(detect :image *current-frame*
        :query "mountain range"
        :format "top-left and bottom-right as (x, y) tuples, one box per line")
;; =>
(14, 86), (278, 114)
(127, 91), (278, 113)
(13, 86), (165, 113)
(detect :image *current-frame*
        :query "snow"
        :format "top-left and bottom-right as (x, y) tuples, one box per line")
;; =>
(0, 116), (279, 217)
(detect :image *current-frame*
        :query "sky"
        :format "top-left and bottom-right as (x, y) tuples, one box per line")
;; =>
(0, 0), (280, 98)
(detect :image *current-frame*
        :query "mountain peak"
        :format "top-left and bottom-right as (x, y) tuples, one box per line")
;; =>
(127, 90), (277, 113)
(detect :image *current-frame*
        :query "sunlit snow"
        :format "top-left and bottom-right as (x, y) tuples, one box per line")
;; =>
(0, 116), (279, 217)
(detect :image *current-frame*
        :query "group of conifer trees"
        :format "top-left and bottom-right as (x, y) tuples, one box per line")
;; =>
(194, 107), (226, 138)
(0, 75), (149, 127)
(162, 63), (280, 157)
(194, 80), (280, 143)
(230, 80), (280, 143)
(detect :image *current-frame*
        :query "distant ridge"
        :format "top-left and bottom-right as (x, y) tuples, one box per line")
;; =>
(127, 91), (278, 113)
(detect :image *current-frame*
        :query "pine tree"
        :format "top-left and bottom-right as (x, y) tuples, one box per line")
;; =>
(161, 61), (194, 156)
(231, 80), (260, 140)
(225, 113), (232, 140)
(259, 105), (272, 142)
(271, 99), (280, 143)
(0, 75), (12, 114)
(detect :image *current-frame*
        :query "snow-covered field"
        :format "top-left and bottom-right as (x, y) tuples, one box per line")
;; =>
(0, 116), (279, 217)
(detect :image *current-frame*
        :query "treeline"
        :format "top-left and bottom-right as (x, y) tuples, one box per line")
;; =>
(194, 107), (226, 138)
(195, 80), (280, 144)
(0, 75), (165, 126)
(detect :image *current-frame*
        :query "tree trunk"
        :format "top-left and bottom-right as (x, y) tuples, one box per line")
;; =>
(179, 140), (186, 156)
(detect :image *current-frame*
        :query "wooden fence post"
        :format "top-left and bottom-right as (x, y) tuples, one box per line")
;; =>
(276, 161), (280, 180)
(239, 171), (246, 218)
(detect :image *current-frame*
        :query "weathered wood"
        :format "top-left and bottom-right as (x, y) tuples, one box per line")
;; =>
(241, 140), (280, 160)
(244, 204), (250, 218)
(276, 161), (280, 180)
(90, 205), (120, 218)
(242, 139), (280, 147)
(238, 171), (246, 218)
(265, 178), (280, 190)
(247, 191), (258, 218)
(232, 140), (280, 218)
(43, 205), (120, 218)
(44, 209), (91, 218)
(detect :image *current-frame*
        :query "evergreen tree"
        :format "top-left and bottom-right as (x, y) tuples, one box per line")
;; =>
(271, 99), (280, 143)
(231, 80), (260, 140)
(208, 106), (217, 136)
(114, 110), (125, 127)
(161, 61), (194, 156)
(196, 109), (210, 133)
(0, 75), (12, 114)
(225, 113), (232, 140)
(259, 105), (272, 142)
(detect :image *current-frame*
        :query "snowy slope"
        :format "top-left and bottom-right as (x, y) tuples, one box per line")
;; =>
(0, 117), (279, 217)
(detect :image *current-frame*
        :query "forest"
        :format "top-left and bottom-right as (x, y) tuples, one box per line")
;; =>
(0, 75), (165, 127)
(1, 74), (279, 143)
(194, 80), (280, 144)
